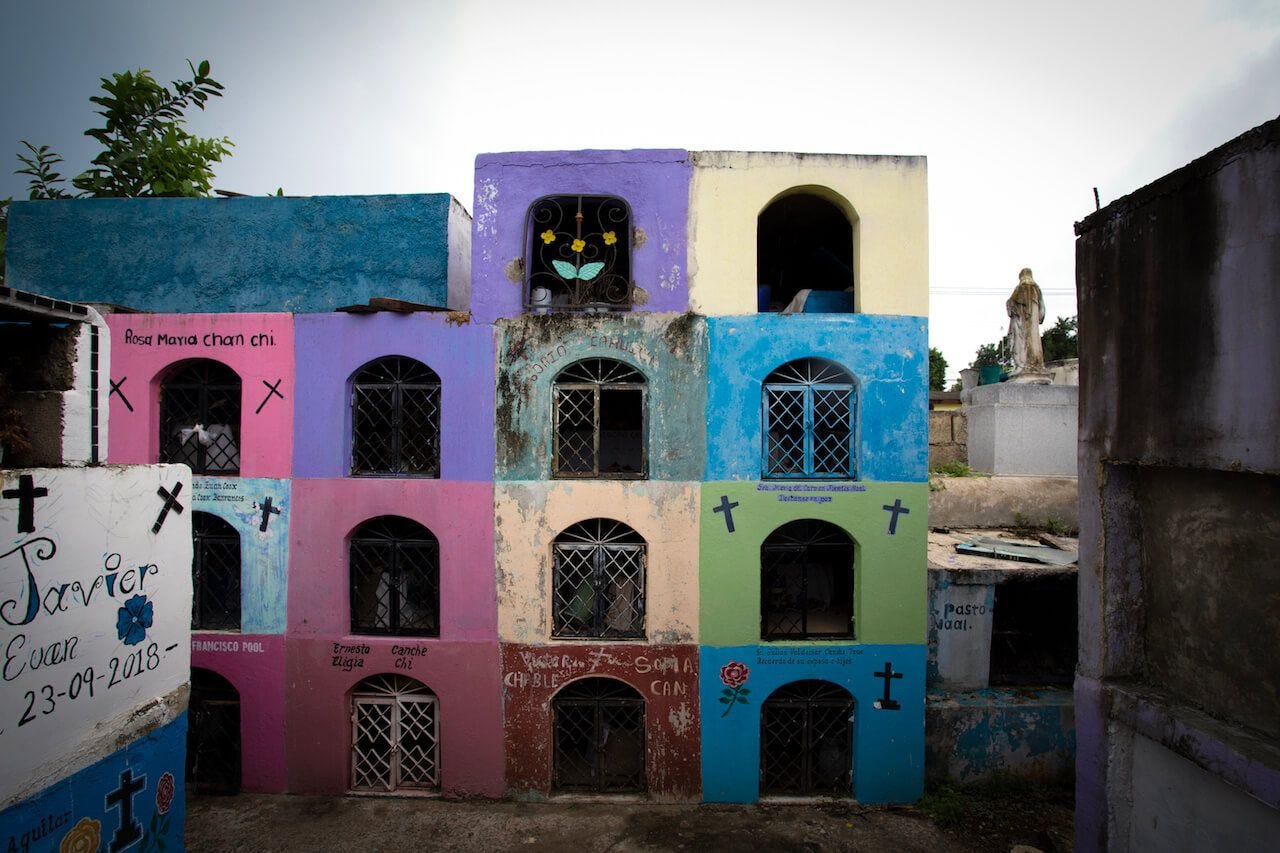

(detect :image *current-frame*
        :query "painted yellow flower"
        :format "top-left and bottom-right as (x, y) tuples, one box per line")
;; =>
(571, 238), (586, 253)
(540, 229), (556, 244)
(602, 231), (617, 245)
(60, 817), (101, 853)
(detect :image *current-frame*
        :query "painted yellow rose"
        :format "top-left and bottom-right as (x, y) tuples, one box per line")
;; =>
(60, 817), (101, 853)
(602, 231), (617, 245)
(540, 229), (556, 244)
(571, 238), (586, 253)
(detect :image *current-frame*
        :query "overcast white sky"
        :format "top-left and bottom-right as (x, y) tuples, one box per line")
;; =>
(2, 0), (1277, 383)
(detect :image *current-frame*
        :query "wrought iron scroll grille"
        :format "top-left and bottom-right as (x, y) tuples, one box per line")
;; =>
(187, 669), (241, 794)
(526, 195), (632, 311)
(553, 358), (646, 479)
(351, 674), (439, 792)
(192, 511), (241, 631)
(762, 358), (856, 479)
(552, 519), (646, 639)
(760, 680), (854, 796)
(553, 678), (646, 793)
(761, 519), (855, 640)
(350, 516), (440, 637)
(159, 359), (241, 475)
(351, 356), (441, 477)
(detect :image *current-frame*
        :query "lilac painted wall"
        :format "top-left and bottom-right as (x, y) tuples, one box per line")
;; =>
(287, 479), (496, 640)
(105, 313), (294, 477)
(471, 150), (692, 324)
(291, 313), (495, 480)
(191, 635), (287, 793)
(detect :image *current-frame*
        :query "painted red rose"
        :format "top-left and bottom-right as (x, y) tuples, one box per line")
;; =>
(719, 661), (749, 688)
(156, 771), (176, 815)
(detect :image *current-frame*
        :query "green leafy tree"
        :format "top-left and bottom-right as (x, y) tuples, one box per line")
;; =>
(928, 347), (948, 391)
(970, 341), (1010, 370)
(1041, 315), (1078, 363)
(14, 60), (231, 199)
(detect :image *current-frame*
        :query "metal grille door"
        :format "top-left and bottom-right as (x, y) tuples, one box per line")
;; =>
(553, 678), (645, 793)
(351, 357), (441, 476)
(553, 359), (646, 478)
(761, 520), (855, 639)
(187, 669), (241, 794)
(160, 359), (241, 475)
(762, 359), (855, 479)
(552, 519), (645, 638)
(352, 675), (439, 792)
(760, 680), (853, 796)
(349, 516), (440, 636)
(192, 511), (241, 630)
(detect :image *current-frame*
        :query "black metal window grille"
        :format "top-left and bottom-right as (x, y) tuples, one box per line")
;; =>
(159, 359), (242, 475)
(526, 195), (632, 312)
(192, 511), (241, 631)
(552, 519), (646, 639)
(351, 674), (440, 792)
(553, 358), (646, 479)
(187, 668), (241, 795)
(761, 519), (855, 640)
(763, 358), (856, 479)
(760, 680), (854, 796)
(350, 516), (440, 637)
(552, 678), (645, 793)
(351, 356), (441, 477)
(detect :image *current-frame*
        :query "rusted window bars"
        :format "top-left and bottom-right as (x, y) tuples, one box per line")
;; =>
(351, 674), (440, 792)
(759, 680), (854, 796)
(553, 358), (646, 478)
(553, 678), (646, 793)
(159, 358), (241, 475)
(761, 519), (855, 640)
(351, 356), (441, 477)
(349, 516), (440, 637)
(552, 518), (646, 639)
(191, 511), (241, 631)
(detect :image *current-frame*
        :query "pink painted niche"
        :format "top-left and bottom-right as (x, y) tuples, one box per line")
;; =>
(191, 633), (287, 792)
(287, 479), (496, 640)
(105, 313), (294, 477)
(285, 637), (504, 797)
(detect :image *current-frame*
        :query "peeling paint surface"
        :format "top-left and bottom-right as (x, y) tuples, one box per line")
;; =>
(925, 688), (1075, 784)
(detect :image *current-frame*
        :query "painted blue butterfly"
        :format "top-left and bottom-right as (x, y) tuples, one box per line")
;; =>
(552, 260), (606, 281)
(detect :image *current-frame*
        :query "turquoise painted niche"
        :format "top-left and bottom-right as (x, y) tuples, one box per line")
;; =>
(705, 314), (929, 483)
(699, 644), (925, 804)
(190, 477), (290, 634)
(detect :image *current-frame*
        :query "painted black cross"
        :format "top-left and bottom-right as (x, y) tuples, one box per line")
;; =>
(3, 474), (49, 534)
(873, 660), (903, 711)
(152, 481), (185, 534)
(104, 768), (146, 852)
(713, 494), (740, 533)
(255, 378), (285, 414)
(882, 498), (910, 535)
(258, 496), (281, 532)
(108, 376), (134, 413)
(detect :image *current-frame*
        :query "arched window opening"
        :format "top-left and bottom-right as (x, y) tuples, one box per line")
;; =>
(757, 193), (854, 313)
(350, 516), (440, 637)
(552, 678), (645, 793)
(192, 511), (241, 631)
(763, 358), (856, 479)
(351, 356), (441, 477)
(526, 195), (632, 312)
(553, 358), (646, 478)
(187, 668), (241, 794)
(760, 680), (854, 796)
(351, 674), (439, 792)
(761, 519), (855, 640)
(159, 359), (241, 475)
(552, 519), (646, 639)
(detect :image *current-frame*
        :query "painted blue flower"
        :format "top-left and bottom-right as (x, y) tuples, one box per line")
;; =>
(116, 594), (154, 646)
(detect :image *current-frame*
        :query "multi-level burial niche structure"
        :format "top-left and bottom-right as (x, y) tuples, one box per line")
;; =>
(3, 147), (929, 806)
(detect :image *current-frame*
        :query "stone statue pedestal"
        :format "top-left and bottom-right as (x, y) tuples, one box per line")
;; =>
(1005, 367), (1052, 385)
(966, 382), (1078, 476)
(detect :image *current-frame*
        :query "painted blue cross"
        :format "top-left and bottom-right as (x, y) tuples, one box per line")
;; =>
(882, 498), (910, 535)
(152, 482), (185, 534)
(3, 474), (48, 534)
(713, 495), (740, 533)
(873, 661), (903, 711)
(104, 768), (146, 852)
(259, 495), (281, 532)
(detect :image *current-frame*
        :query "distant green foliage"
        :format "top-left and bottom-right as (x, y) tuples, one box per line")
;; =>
(1041, 315), (1078, 363)
(14, 60), (232, 199)
(970, 342), (1009, 370)
(928, 347), (947, 391)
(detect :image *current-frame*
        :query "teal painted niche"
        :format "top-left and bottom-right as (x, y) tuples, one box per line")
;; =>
(705, 314), (929, 483)
(495, 313), (707, 481)
(190, 477), (290, 634)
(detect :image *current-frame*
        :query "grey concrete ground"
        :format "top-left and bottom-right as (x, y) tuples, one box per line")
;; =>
(186, 794), (972, 853)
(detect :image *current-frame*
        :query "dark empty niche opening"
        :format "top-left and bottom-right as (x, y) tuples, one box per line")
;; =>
(598, 387), (643, 475)
(757, 194), (854, 313)
(989, 574), (1077, 687)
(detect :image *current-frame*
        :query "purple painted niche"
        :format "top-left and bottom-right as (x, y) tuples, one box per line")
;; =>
(291, 312), (495, 480)
(471, 149), (692, 324)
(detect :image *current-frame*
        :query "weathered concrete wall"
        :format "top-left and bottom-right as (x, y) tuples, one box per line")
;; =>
(1075, 116), (1280, 850)
(105, 313), (295, 477)
(7, 194), (466, 312)
(292, 312), (495, 481)
(925, 689), (1075, 784)
(472, 150), (692, 324)
(688, 151), (928, 317)
(927, 475), (1079, 530)
(705, 314), (928, 483)
(928, 409), (967, 468)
